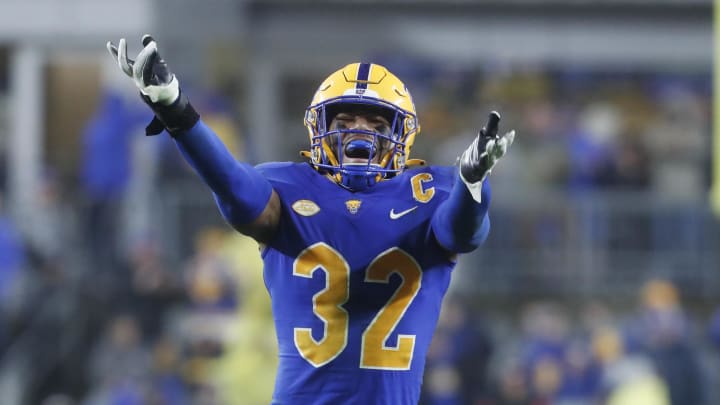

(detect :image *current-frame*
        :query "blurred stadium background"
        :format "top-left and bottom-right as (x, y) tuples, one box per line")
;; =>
(0, 0), (716, 404)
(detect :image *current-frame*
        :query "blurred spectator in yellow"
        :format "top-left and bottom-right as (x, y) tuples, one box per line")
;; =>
(173, 227), (275, 404)
(529, 355), (562, 405)
(593, 326), (669, 405)
(185, 228), (239, 313)
(208, 230), (277, 405)
(177, 228), (240, 398)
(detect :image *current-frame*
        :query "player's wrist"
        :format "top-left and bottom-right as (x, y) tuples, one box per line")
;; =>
(142, 89), (200, 136)
(458, 169), (485, 203)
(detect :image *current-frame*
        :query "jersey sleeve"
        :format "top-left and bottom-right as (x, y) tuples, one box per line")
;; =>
(430, 167), (491, 254)
(173, 120), (273, 225)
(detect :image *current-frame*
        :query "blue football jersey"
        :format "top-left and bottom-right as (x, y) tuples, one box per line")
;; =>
(257, 162), (460, 405)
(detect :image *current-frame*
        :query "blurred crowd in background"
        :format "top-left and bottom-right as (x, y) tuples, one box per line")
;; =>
(0, 57), (717, 405)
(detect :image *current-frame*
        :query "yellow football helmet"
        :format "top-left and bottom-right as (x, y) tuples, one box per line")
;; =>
(304, 63), (420, 191)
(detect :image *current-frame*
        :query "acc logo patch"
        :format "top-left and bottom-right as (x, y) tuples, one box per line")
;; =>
(292, 200), (321, 217)
(345, 199), (362, 214)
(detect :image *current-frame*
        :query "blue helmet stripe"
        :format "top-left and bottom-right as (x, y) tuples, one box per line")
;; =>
(356, 63), (370, 90)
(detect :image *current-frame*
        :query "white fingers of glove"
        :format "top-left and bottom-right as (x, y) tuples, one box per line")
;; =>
(488, 130), (515, 163)
(106, 38), (133, 77)
(132, 39), (157, 89)
(117, 38), (133, 77)
(494, 130), (515, 159)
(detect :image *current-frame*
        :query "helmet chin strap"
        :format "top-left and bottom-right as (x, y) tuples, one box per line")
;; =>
(340, 165), (379, 191)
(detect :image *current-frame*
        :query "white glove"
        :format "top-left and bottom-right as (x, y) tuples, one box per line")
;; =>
(106, 35), (179, 105)
(459, 111), (515, 202)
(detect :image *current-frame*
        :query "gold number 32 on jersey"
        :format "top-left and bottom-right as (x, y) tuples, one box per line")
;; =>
(293, 242), (422, 370)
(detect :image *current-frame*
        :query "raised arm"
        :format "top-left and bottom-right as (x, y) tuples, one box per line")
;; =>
(432, 111), (515, 253)
(106, 35), (280, 243)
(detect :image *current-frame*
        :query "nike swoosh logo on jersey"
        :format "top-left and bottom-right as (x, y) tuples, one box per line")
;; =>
(389, 206), (418, 220)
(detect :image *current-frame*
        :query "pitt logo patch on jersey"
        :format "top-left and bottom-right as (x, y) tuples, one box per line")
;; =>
(345, 199), (362, 214)
(292, 200), (321, 217)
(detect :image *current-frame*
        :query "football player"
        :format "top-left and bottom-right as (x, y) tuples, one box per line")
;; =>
(107, 35), (514, 405)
